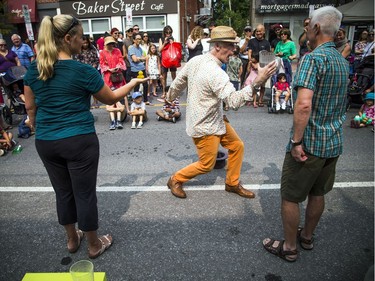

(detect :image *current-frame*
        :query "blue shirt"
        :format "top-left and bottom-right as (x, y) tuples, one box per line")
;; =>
(128, 45), (145, 72)
(24, 60), (104, 140)
(11, 43), (34, 68)
(288, 41), (349, 158)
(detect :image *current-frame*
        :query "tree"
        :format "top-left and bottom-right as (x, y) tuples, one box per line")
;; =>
(212, 0), (250, 36)
(0, 1), (15, 36)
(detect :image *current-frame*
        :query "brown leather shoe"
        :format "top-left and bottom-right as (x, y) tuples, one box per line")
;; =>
(167, 176), (186, 198)
(225, 182), (255, 198)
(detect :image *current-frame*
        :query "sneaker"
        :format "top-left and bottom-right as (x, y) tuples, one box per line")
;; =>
(157, 116), (162, 121)
(172, 117), (176, 123)
(131, 122), (136, 129)
(116, 121), (123, 129)
(0, 149), (4, 157)
(281, 101), (286, 110)
(109, 121), (116, 130)
(276, 103), (281, 111)
(137, 122), (143, 129)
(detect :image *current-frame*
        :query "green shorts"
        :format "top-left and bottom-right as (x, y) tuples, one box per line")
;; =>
(281, 152), (339, 203)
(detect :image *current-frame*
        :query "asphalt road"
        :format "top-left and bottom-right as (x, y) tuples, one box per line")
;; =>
(0, 89), (374, 281)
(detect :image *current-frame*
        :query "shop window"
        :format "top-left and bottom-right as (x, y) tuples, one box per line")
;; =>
(81, 18), (111, 41)
(124, 16), (166, 45)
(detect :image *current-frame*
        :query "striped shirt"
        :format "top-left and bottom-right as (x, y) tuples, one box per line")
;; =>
(167, 53), (253, 138)
(288, 41), (349, 158)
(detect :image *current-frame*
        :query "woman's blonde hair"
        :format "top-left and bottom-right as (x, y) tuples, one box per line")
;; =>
(37, 15), (80, 81)
(190, 26), (204, 41)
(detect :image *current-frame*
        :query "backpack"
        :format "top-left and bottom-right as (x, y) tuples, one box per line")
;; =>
(18, 115), (31, 139)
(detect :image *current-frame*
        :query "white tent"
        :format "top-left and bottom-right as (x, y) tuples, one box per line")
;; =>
(337, 0), (374, 23)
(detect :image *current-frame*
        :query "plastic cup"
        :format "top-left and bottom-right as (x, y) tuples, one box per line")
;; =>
(69, 260), (94, 281)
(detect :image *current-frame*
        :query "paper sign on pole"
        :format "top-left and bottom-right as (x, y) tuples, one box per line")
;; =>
(22, 5), (34, 41)
(126, 8), (132, 26)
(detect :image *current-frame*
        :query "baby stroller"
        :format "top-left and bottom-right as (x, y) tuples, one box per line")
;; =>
(268, 72), (294, 114)
(347, 55), (374, 109)
(0, 66), (27, 124)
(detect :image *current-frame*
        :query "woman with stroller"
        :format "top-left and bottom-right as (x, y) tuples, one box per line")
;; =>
(274, 28), (297, 84)
(0, 39), (21, 73)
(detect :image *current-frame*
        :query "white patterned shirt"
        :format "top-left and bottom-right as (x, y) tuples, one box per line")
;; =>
(167, 53), (253, 138)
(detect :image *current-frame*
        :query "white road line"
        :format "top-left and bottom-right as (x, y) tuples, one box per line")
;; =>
(0, 182), (373, 192)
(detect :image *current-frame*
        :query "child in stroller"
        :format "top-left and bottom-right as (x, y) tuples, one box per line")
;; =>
(347, 55), (374, 108)
(268, 72), (293, 114)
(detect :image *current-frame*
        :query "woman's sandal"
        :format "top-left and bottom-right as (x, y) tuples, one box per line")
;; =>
(88, 234), (113, 259)
(297, 227), (314, 250)
(263, 238), (298, 262)
(258, 102), (264, 107)
(68, 229), (84, 253)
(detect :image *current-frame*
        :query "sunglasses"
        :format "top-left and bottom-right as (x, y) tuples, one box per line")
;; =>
(134, 28), (139, 31)
(165, 31), (172, 34)
(143, 35), (148, 37)
(65, 17), (79, 36)
(244, 29), (251, 32)
(113, 32), (119, 35)
(0, 44), (6, 47)
(369, 33), (375, 36)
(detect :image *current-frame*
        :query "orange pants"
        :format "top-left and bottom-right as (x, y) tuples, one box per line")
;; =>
(174, 121), (244, 186)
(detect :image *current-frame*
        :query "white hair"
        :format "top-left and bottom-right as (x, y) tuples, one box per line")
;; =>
(11, 34), (21, 40)
(310, 6), (342, 38)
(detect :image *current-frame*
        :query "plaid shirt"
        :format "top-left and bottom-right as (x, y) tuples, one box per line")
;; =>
(288, 41), (349, 158)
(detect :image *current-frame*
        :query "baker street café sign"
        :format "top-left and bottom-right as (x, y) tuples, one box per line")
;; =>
(59, 0), (178, 18)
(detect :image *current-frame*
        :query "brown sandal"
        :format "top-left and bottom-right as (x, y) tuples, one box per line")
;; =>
(297, 227), (314, 250)
(263, 238), (298, 262)
(68, 229), (84, 253)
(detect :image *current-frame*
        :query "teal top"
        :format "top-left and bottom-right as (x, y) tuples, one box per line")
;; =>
(274, 40), (297, 61)
(24, 60), (104, 140)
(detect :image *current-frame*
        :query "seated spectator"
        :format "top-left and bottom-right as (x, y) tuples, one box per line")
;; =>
(130, 92), (147, 129)
(106, 102), (125, 130)
(156, 97), (181, 123)
(0, 124), (16, 155)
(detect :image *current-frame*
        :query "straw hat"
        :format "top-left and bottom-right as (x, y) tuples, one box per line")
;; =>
(104, 36), (116, 45)
(207, 26), (240, 43)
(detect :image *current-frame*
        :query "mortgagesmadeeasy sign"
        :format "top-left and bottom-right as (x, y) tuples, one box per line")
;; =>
(59, 0), (178, 18)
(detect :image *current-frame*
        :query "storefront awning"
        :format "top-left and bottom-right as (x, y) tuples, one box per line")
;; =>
(7, 0), (38, 24)
(337, 0), (374, 23)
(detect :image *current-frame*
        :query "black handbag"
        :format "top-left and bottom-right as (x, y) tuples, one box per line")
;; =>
(110, 72), (124, 83)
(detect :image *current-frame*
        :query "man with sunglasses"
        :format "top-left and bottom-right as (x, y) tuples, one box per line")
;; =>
(166, 26), (276, 199)
(133, 25), (140, 34)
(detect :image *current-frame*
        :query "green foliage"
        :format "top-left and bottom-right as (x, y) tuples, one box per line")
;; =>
(0, 1), (15, 36)
(212, 0), (250, 36)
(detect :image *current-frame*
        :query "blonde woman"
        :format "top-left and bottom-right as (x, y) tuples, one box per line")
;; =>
(24, 15), (147, 259)
(186, 26), (204, 61)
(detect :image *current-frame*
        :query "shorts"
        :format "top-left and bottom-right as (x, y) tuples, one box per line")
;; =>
(281, 152), (339, 203)
(161, 66), (177, 74)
